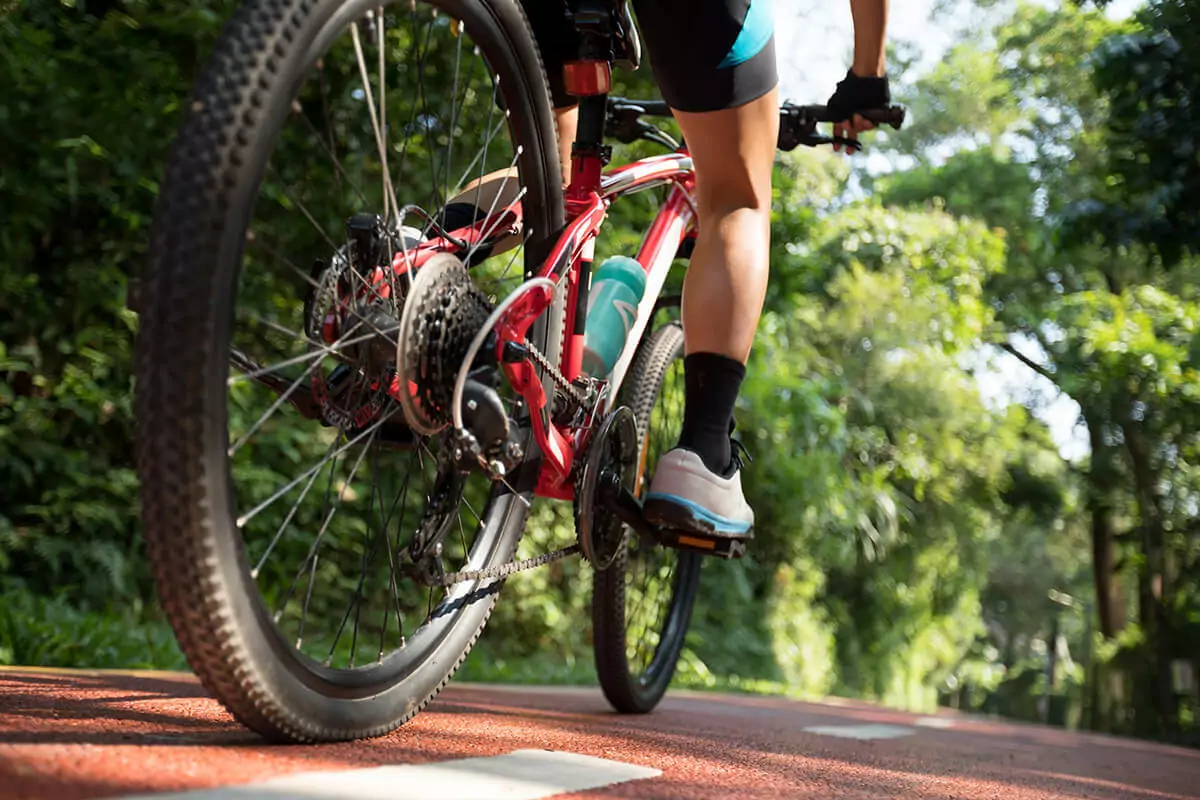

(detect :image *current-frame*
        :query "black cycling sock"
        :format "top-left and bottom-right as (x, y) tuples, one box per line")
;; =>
(678, 352), (746, 476)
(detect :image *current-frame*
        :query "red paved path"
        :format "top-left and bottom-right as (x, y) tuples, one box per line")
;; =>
(1, 667), (1197, 799)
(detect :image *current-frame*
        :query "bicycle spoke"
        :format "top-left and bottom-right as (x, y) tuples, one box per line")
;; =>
(443, 19), (464, 204)
(291, 434), (344, 645)
(412, 11), (442, 222)
(266, 167), (341, 253)
(378, 5), (389, 217)
(380, 466), (413, 659)
(461, 494), (483, 527)
(392, 9), (436, 202)
(290, 423), (377, 650)
(317, 59), (348, 223)
(350, 21), (400, 224)
(237, 405), (400, 528)
(254, 435), (341, 580)
(227, 325), (371, 386)
(456, 511), (469, 557)
(454, 92), (503, 194)
(228, 322), (367, 455)
(241, 314), (321, 350)
(464, 153), (523, 263)
(329, 442), (392, 665)
(477, 228), (527, 297)
(297, 88), (372, 213)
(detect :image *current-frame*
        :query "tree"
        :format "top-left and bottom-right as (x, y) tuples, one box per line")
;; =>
(880, 0), (1200, 738)
(1066, 0), (1200, 264)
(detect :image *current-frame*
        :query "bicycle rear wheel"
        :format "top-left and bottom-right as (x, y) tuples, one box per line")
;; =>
(593, 321), (703, 713)
(136, 0), (562, 742)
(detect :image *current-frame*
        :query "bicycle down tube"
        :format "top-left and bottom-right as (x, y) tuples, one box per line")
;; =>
(509, 149), (696, 498)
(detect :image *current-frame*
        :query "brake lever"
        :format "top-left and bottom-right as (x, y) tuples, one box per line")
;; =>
(780, 134), (865, 152)
(608, 102), (648, 144)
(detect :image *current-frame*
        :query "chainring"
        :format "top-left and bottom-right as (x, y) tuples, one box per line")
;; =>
(394, 253), (493, 435)
(575, 406), (640, 571)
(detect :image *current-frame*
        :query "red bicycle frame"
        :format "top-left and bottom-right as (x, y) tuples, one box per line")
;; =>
(510, 150), (696, 500)
(384, 80), (696, 501)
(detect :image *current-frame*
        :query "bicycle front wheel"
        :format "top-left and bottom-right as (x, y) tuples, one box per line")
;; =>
(136, 0), (563, 742)
(593, 321), (703, 713)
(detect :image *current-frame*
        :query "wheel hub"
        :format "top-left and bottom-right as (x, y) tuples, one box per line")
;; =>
(304, 214), (403, 431)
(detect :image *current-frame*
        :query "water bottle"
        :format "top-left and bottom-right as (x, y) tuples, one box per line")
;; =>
(582, 256), (647, 377)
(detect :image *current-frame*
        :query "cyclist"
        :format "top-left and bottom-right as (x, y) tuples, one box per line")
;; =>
(525, 0), (891, 544)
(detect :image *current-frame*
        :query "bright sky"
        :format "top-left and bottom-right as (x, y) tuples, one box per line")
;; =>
(771, 0), (1141, 462)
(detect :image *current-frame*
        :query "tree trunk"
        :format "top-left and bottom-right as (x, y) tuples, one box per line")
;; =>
(1086, 418), (1124, 638)
(1121, 420), (1176, 735)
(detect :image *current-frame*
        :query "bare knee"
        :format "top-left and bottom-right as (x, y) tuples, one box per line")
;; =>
(701, 205), (771, 271)
(671, 88), (779, 240)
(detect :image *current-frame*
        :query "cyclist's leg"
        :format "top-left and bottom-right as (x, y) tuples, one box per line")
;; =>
(554, 107), (578, 179)
(636, 0), (778, 539)
(673, 94), (777, 365)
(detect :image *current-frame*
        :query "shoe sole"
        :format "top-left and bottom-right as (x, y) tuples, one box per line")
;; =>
(643, 496), (754, 542)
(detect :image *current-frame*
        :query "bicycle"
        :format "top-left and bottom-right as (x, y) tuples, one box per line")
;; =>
(135, 0), (904, 743)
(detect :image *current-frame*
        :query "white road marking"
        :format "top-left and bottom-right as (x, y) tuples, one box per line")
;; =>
(117, 749), (661, 800)
(914, 716), (956, 729)
(802, 723), (917, 740)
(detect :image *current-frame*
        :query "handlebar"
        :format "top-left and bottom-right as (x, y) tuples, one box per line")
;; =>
(606, 97), (906, 152)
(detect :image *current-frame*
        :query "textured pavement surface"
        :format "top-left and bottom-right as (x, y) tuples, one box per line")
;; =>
(1, 667), (1197, 799)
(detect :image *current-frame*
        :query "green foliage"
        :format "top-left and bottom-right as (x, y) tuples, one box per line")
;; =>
(0, 587), (185, 670)
(3, 0), (1196, 748)
(0, 1), (233, 617)
(1066, 0), (1200, 264)
(885, 0), (1200, 741)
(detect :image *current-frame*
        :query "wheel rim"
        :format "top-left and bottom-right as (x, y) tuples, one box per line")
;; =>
(220, 0), (533, 686)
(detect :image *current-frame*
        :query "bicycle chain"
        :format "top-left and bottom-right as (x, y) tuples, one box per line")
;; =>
(423, 311), (593, 586)
(430, 543), (581, 586)
(523, 337), (589, 408)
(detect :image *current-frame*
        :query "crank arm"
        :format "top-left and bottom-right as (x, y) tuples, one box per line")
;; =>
(229, 348), (323, 420)
(598, 471), (660, 547)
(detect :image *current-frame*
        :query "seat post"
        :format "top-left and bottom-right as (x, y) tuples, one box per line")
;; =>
(563, 0), (615, 196)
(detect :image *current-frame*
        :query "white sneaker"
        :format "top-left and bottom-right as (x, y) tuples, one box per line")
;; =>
(643, 449), (754, 540)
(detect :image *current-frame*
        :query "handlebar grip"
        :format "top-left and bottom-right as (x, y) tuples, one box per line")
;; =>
(859, 105), (906, 129)
(607, 96), (672, 117)
(815, 104), (906, 129)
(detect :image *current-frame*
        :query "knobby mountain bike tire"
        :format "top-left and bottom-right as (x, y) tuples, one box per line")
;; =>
(593, 321), (703, 713)
(135, 0), (563, 742)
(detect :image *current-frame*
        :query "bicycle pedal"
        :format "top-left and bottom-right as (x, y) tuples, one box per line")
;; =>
(655, 528), (747, 559)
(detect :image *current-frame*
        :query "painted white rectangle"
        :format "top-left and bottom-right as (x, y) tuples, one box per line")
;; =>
(117, 749), (661, 800)
(802, 723), (916, 740)
(914, 716), (955, 729)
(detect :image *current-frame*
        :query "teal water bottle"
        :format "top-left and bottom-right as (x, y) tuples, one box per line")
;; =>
(582, 256), (647, 377)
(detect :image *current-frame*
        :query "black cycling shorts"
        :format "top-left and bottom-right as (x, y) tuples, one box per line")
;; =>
(522, 0), (778, 114)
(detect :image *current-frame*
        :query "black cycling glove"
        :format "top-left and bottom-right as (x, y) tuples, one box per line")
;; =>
(826, 69), (891, 121)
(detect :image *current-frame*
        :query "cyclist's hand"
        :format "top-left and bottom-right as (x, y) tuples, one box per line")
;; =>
(826, 69), (890, 154)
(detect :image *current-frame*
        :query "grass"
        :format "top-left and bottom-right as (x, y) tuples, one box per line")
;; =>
(0, 590), (186, 670)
